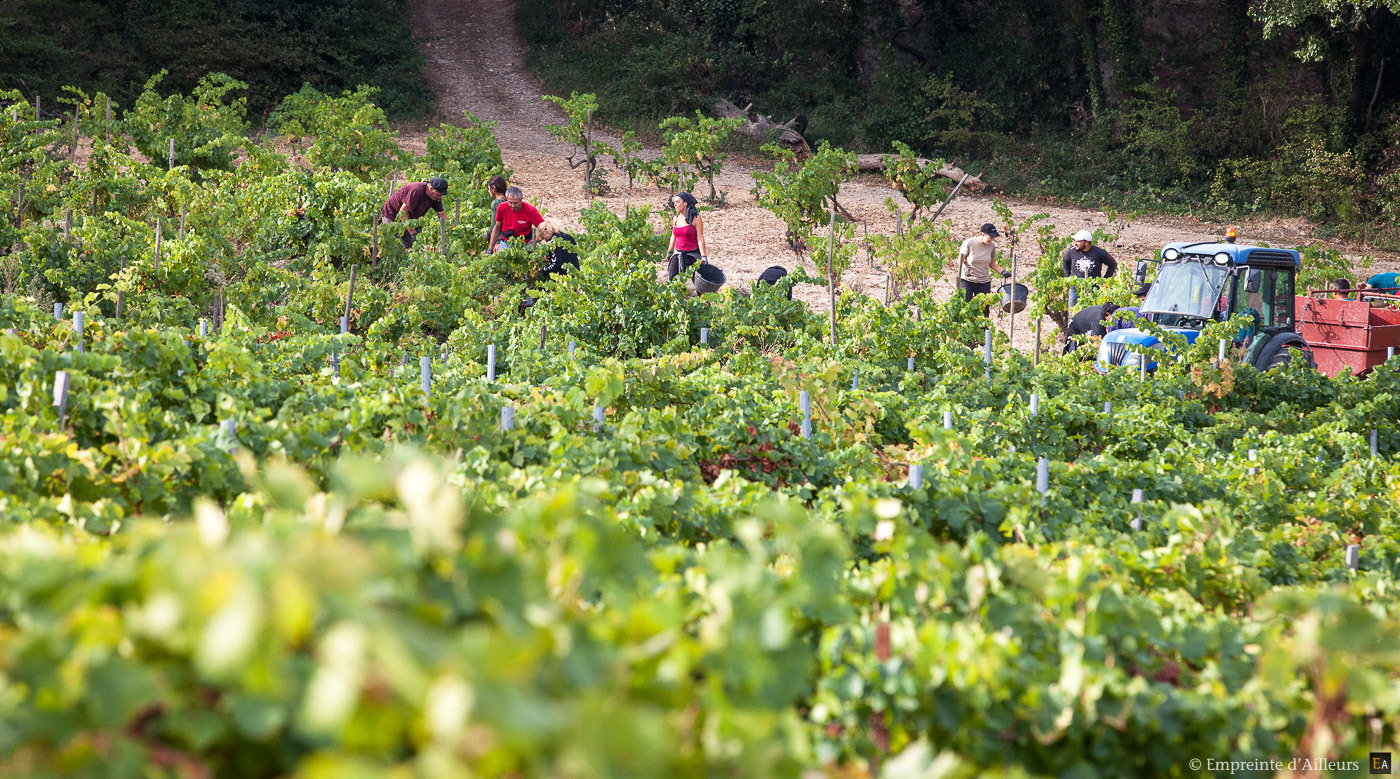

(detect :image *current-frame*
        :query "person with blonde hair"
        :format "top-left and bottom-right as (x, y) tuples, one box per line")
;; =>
(529, 217), (579, 283)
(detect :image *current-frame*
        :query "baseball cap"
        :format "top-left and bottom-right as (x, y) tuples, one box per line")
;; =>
(428, 177), (449, 194)
(980, 223), (1000, 238)
(1072, 230), (1093, 242)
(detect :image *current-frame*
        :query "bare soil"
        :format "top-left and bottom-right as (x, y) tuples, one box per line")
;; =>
(401, 0), (1399, 352)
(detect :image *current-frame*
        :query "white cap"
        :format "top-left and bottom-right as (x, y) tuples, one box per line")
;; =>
(1072, 230), (1093, 242)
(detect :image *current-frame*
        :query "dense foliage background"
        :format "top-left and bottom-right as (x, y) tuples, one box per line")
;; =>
(0, 0), (432, 118)
(518, 0), (1400, 236)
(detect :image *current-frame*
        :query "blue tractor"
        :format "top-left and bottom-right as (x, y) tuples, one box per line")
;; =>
(1095, 241), (1315, 373)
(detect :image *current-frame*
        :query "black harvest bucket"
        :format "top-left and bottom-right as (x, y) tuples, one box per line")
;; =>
(693, 262), (726, 294)
(998, 282), (1029, 313)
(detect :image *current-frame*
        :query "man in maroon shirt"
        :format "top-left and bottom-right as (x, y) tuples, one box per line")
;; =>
(381, 177), (448, 249)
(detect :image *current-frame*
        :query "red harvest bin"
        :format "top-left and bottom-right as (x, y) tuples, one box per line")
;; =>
(1297, 294), (1400, 377)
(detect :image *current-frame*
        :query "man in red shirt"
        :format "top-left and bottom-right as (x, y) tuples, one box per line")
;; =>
(381, 177), (448, 249)
(488, 186), (544, 253)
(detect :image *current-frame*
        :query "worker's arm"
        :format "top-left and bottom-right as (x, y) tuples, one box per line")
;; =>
(488, 221), (502, 254)
(1062, 249), (1073, 277)
(1102, 250), (1118, 278)
(694, 215), (707, 257)
(398, 204), (416, 235)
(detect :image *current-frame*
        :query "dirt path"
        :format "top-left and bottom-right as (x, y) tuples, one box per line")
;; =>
(404, 0), (1397, 351)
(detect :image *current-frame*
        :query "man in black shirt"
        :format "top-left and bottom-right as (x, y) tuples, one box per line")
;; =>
(1062, 230), (1118, 279)
(1064, 302), (1120, 354)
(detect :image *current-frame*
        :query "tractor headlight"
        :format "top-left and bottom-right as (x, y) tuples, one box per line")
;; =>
(1162, 248), (1180, 261)
(1122, 351), (1143, 367)
(1213, 251), (1232, 266)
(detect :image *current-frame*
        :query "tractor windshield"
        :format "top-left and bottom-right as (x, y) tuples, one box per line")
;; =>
(1141, 260), (1230, 327)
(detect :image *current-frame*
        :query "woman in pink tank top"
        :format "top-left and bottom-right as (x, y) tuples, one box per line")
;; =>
(663, 192), (707, 281)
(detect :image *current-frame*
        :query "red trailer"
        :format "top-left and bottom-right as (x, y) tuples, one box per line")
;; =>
(1297, 292), (1400, 377)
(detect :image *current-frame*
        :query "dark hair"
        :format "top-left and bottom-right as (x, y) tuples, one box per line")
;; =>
(1102, 302), (1120, 317)
(487, 175), (508, 196)
(673, 192), (699, 224)
(1330, 277), (1351, 290)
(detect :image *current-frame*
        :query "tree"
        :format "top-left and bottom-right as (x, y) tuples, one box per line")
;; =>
(1250, 0), (1400, 131)
(657, 112), (741, 202)
(543, 92), (616, 197)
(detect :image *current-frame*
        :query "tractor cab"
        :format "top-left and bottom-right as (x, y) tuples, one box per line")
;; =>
(1096, 241), (1311, 373)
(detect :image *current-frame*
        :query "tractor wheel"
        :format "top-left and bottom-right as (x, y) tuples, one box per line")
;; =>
(1263, 344), (1315, 372)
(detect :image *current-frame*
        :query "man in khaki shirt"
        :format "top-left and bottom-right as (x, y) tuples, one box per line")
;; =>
(955, 223), (1009, 314)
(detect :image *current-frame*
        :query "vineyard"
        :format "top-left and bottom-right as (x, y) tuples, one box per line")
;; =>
(2, 80), (1400, 779)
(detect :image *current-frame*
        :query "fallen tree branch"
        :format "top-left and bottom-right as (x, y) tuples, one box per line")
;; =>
(853, 154), (983, 188)
(714, 99), (811, 155)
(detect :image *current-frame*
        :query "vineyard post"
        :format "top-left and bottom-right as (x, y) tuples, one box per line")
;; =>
(1131, 488), (1144, 531)
(179, 204), (187, 240)
(908, 464), (924, 489)
(1103, 401), (1112, 415)
(863, 220), (871, 267)
(199, 319), (208, 338)
(799, 391), (812, 439)
(983, 329), (992, 379)
(700, 327), (708, 346)
(1008, 231), (1017, 348)
(340, 316), (348, 335)
(64, 209), (72, 246)
(1346, 544), (1360, 571)
(154, 218), (162, 272)
(343, 264), (357, 329)
(1248, 449), (1257, 475)
(53, 371), (70, 429)
(116, 256), (125, 319)
(539, 322), (547, 349)
(420, 357), (431, 399)
(221, 420), (236, 453)
(168, 138), (175, 169)
(569, 341), (577, 358)
(1372, 429), (1379, 456)
(592, 402), (605, 431)
(1036, 458), (1049, 501)
(487, 344), (497, 382)
(54, 303), (63, 320)
(1029, 393), (1039, 417)
(907, 356), (914, 371)
(370, 218), (379, 267)
(851, 369), (859, 391)
(1139, 356), (1146, 381)
(943, 410), (953, 430)
(501, 406), (515, 431)
(828, 208), (837, 344)
(73, 311), (83, 353)
(1217, 338), (1227, 363)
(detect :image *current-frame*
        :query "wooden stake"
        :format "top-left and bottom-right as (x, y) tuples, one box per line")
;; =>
(154, 218), (162, 271)
(827, 208), (836, 344)
(168, 138), (175, 169)
(179, 203), (186, 240)
(105, 97), (111, 144)
(343, 263), (357, 328)
(64, 209), (72, 245)
(115, 256), (125, 319)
